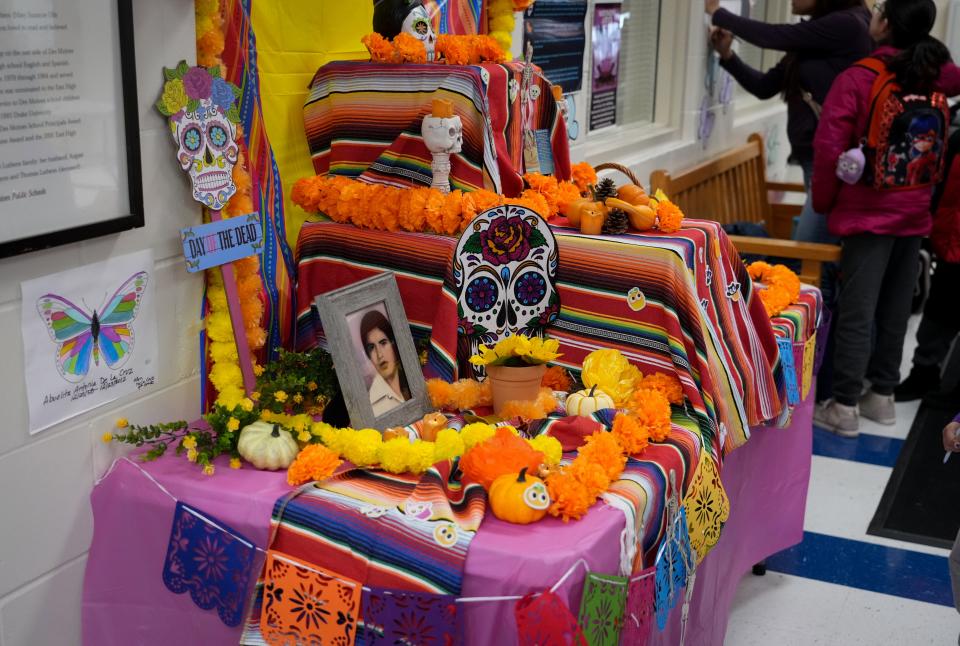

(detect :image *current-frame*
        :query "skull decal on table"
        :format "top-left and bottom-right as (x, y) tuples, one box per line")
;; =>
(156, 61), (242, 210)
(402, 4), (436, 61)
(453, 205), (560, 378)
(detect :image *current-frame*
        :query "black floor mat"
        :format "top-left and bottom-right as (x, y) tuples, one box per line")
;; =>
(868, 405), (960, 550)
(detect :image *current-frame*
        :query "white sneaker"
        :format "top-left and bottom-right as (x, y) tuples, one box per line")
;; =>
(859, 390), (896, 426)
(814, 399), (860, 437)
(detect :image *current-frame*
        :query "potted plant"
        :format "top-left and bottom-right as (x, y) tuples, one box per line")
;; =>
(469, 335), (562, 415)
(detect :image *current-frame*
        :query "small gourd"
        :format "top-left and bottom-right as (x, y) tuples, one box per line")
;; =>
(237, 421), (300, 471)
(617, 183), (651, 207)
(489, 467), (551, 524)
(565, 385), (615, 418)
(604, 197), (656, 231)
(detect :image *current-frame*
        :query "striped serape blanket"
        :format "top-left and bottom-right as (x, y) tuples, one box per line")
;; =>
(241, 460), (486, 642)
(295, 220), (783, 454)
(303, 61), (570, 197)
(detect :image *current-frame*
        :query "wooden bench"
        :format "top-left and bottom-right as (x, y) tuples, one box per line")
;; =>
(650, 133), (841, 285)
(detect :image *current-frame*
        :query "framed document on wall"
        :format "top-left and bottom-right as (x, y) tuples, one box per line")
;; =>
(0, 0), (143, 258)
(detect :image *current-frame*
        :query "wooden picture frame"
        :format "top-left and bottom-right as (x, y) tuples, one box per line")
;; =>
(315, 273), (428, 430)
(0, 0), (144, 258)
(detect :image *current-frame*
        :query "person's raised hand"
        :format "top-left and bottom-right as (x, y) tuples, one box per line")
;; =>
(943, 421), (960, 453)
(705, 0), (721, 16)
(710, 28), (734, 60)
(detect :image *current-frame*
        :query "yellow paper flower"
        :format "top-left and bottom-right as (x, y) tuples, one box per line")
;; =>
(202, 464), (215, 476)
(182, 435), (198, 450)
(230, 457), (242, 469)
(101, 432), (113, 443)
(274, 390), (288, 403)
(226, 417), (240, 432)
(115, 418), (129, 429)
(162, 79), (187, 114)
(528, 435), (563, 466)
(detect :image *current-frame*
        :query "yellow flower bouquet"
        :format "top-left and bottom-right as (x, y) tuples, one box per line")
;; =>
(469, 335), (562, 368)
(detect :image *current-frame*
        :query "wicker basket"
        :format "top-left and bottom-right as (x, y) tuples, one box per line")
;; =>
(594, 162), (642, 187)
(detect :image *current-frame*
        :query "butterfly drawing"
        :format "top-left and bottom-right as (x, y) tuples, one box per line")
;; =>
(36, 272), (149, 382)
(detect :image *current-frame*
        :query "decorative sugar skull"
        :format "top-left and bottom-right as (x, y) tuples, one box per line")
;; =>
(453, 204), (560, 378)
(402, 5), (436, 61)
(836, 145), (866, 185)
(157, 62), (242, 211)
(422, 115), (463, 154)
(171, 100), (238, 209)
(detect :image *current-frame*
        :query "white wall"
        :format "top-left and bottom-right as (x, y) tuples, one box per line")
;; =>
(0, 1), (201, 645)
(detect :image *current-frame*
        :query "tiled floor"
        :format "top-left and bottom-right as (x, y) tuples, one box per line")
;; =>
(725, 315), (960, 644)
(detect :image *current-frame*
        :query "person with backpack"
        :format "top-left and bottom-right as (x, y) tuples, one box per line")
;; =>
(896, 121), (960, 406)
(705, 0), (873, 257)
(811, 0), (960, 436)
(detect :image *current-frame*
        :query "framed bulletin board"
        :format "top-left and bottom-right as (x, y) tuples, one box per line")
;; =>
(0, 0), (143, 258)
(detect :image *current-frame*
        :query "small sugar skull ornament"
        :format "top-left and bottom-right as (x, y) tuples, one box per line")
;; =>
(156, 61), (242, 210)
(837, 145), (866, 185)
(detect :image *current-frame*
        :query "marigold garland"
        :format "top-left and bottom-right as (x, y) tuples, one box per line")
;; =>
(292, 175), (554, 235)
(636, 372), (684, 406)
(191, 0), (267, 409)
(499, 388), (559, 421)
(524, 173), (586, 220)
(747, 261), (802, 317)
(487, 0), (517, 53)
(363, 33), (508, 65)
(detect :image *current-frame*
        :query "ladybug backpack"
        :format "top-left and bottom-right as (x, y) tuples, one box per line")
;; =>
(856, 56), (950, 189)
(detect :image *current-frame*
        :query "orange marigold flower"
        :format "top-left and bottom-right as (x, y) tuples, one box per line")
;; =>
(546, 471), (594, 522)
(571, 162), (598, 194)
(611, 412), (650, 455)
(577, 431), (627, 480)
(555, 181), (584, 213)
(637, 372), (684, 406)
(569, 460), (611, 498)
(394, 33), (427, 63)
(362, 32), (397, 63)
(541, 365), (574, 393)
(287, 444), (342, 486)
(656, 199), (684, 233)
(632, 389), (672, 442)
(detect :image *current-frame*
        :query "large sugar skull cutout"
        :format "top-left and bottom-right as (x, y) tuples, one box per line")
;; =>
(422, 115), (463, 154)
(454, 205), (560, 377)
(171, 100), (238, 209)
(402, 5), (436, 61)
(156, 62), (242, 210)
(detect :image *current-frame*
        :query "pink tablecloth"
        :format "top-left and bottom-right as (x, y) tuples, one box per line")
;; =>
(81, 397), (812, 645)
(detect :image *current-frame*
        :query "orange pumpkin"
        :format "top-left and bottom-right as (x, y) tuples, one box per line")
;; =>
(562, 197), (591, 227)
(579, 202), (608, 235)
(617, 184), (650, 207)
(488, 467), (551, 524)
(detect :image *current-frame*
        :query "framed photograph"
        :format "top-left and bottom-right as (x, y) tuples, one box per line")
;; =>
(315, 273), (428, 430)
(0, 0), (143, 258)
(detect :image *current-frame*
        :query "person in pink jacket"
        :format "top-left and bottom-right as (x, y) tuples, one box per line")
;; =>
(811, 0), (960, 436)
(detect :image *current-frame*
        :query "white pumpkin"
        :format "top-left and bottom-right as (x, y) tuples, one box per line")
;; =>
(565, 385), (615, 417)
(237, 421), (300, 471)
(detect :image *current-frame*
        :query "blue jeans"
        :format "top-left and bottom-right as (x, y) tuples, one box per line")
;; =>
(795, 161), (839, 307)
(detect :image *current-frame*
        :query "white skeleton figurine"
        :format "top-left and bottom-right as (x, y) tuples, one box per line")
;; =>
(402, 4), (436, 61)
(421, 101), (463, 194)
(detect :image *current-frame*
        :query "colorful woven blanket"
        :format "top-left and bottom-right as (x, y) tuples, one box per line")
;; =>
(303, 61), (571, 197)
(295, 220), (783, 454)
(241, 461), (486, 642)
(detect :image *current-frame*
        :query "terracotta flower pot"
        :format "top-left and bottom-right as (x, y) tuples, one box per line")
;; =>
(486, 364), (547, 416)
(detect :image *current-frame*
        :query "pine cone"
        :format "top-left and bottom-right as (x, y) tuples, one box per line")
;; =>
(594, 177), (617, 201)
(603, 208), (629, 235)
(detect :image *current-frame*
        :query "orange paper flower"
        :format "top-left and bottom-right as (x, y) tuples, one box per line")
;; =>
(460, 426), (545, 489)
(287, 444), (342, 486)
